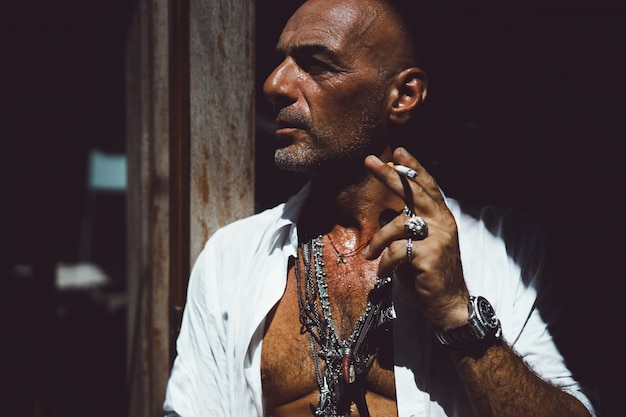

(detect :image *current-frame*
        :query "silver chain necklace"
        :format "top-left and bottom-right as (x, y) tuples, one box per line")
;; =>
(295, 236), (395, 417)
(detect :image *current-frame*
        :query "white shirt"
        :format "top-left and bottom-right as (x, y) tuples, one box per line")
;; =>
(164, 183), (596, 417)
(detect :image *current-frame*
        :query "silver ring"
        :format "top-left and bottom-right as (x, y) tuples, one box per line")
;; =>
(404, 215), (428, 240)
(406, 238), (413, 263)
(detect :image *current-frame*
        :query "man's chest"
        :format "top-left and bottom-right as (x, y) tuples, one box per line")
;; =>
(261, 259), (397, 411)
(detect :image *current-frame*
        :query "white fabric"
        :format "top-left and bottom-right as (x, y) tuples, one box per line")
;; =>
(164, 183), (596, 417)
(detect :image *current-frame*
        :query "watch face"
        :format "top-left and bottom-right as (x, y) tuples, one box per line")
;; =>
(476, 296), (499, 329)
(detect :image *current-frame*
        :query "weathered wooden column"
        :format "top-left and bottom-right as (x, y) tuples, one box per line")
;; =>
(188, 0), (256, 260)
(125, 0), (255, 415)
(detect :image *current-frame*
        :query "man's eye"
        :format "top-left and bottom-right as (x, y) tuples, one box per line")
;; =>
(298, 57), (331, 75)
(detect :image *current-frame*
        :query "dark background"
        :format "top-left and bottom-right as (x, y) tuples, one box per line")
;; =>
(2, 0), (623, 416)
(2, 2), (132, 416)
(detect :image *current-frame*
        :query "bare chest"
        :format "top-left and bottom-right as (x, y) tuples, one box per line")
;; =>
(261, 256), (396, 414)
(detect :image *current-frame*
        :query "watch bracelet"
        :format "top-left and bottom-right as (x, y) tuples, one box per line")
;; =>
(434, 295), (502, 354)
(435, 327), (502, 356)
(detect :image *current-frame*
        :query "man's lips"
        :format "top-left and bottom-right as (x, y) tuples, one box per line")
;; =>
(274, 126), (301, 136)
(273, 119), (307, 140)
(274, 115), (308, 131)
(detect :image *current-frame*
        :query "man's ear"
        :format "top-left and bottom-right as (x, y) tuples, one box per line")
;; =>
(387, 67), (428, 124)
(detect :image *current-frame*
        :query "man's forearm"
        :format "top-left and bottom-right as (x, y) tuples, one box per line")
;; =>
(453, 342), (592, 417)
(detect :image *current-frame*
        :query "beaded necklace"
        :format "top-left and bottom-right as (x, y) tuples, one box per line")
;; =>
(294, 236), (395, 417)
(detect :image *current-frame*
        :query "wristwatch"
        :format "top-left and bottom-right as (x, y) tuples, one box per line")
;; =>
(435, 295), (502, 353)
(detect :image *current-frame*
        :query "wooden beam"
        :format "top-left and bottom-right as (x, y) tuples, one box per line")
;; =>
(126, 0), (255, 415)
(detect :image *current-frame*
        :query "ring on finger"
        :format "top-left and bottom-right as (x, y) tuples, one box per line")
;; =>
(404, 215), (428, 240)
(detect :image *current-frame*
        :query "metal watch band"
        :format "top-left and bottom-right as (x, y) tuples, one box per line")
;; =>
(434, 295), (502, 350)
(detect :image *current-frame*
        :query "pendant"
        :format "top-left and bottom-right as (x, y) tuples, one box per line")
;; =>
(319, 376), (330, 410)
(336, 254), (347, 265)
(342, 350), (355, 384)
(348, 364), (355, 384)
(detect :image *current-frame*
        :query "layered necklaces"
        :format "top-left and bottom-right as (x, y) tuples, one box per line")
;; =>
(294, 235), (395, 417)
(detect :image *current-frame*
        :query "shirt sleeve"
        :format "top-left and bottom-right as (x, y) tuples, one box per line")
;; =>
(163, 238), (231, 416)
(488, 207), (599, 416)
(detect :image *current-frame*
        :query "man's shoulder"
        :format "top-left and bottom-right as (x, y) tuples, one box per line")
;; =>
(219, 183), (309, 232)
(207, 184), (309, 249)
(211, 202), (288, 242)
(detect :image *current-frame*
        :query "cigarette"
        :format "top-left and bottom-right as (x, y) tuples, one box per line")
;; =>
(387, 162), (418, 179)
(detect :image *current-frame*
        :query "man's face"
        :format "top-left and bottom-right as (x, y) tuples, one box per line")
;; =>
(263, 0), (392, 178)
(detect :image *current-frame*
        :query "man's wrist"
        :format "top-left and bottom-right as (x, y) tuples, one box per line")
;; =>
(434, 296), (502, 356)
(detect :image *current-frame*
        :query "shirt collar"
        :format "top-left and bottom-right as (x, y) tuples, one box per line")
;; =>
(266, 182), (312, 256)
(265, 183), (456, 257)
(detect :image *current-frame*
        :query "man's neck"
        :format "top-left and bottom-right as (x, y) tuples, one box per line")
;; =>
(298, 175), (404, 244)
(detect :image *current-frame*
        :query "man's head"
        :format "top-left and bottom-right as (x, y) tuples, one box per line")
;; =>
(263, 0), (427, 180)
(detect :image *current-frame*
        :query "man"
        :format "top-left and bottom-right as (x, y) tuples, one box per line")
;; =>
(164, 0), (597, 416)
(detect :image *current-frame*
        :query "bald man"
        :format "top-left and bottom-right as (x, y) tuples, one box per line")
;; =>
(164, 1), (596, 416)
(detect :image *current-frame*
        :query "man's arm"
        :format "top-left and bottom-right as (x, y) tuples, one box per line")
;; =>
(454, 342), (591, 416)
(364, 148), (595, 416)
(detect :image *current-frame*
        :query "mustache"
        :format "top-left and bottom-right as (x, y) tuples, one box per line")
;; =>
(275, 108), (312, 131)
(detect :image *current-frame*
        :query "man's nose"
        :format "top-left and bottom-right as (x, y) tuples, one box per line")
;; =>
(263, 59), (297, 107)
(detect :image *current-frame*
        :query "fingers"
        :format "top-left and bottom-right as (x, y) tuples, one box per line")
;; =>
(364, 209), (418, 260)
(376, 238), (416, 279)
(391, 147), (444, 203)
(363, 147), (468, 327)
(364, 147), (445, 207)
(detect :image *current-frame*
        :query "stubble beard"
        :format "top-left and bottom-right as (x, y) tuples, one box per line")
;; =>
(274, 107), (388, 180)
